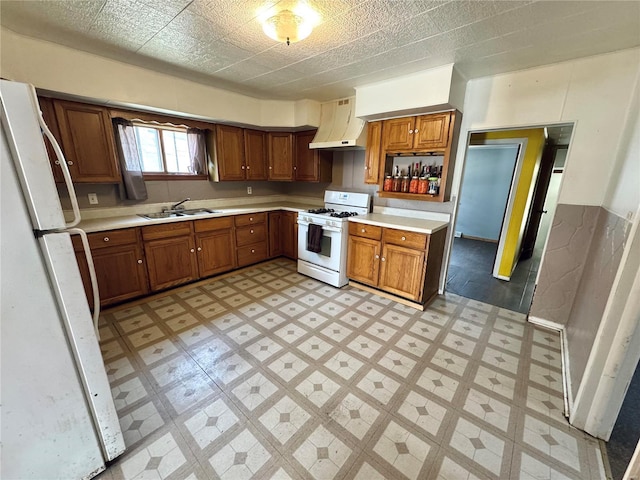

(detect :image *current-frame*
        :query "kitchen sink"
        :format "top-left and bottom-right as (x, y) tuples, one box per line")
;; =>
(138, 208), (222, 220)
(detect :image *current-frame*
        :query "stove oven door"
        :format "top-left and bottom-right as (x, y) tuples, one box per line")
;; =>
(297, 220), (344, 272)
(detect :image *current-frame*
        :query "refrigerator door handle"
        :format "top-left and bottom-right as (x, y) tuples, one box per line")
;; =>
(68, 228), (101, 337)
(32, 87), (82, 228)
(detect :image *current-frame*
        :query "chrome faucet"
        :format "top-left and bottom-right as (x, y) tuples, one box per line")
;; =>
(169, 197), (190, 211)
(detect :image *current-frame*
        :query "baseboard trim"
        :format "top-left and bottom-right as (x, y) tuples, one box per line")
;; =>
(528, 315), (573, 418)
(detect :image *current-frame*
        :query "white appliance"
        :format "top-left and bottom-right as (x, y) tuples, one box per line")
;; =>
(1, 80), (125, 479)
(297, 191), (371, 287)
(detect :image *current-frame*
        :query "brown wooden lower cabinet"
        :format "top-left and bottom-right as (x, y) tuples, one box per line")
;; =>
(72, 228), (149, 308)
(235, 213), (268, 267)
(194, 217), (236, 277)
(142, 223), (199, 292)
(269, 210), (298, 259)
(346, 222), (447, 305)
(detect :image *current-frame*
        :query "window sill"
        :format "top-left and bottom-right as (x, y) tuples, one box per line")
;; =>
(142, 173), (209, 181)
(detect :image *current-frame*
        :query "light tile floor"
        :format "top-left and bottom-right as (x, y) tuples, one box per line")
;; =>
(96, 259), (605, 480)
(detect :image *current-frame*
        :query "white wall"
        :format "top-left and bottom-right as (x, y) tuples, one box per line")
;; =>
(0, 27), (320, 128)
(452, 48), (640, 207)
(455, 145), (519, 241)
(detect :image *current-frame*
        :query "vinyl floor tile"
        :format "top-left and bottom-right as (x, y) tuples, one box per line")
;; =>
(97, 259), (607, 480)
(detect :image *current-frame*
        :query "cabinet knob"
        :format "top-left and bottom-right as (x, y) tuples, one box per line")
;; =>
(197, 247), (202, 252)
(251, 249), (255, 253)
(241, 165), (245, 169)
(409, 129), (414, 134)
(364, 166), (368, 170)
(414, 129), (419, 133)
(103, 237), (109, 242)
(361, 228), (366, 233)
(269, 166), (272, 169)
(375, 254), (380, 259)
(67, 161), (73, 166)
(246, 166), (250, 170)
(250, 229), (254, 234)
(190, 248), (195, 253)
(381, 257), (386, 262)
(401, 236), (406, 241)
(249, 217), (253, 221)
(54, 160), (60, 165)
(137, 259), (143, 264)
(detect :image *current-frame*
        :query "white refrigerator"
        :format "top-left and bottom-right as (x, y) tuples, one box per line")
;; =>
(0, 80), (125, 479)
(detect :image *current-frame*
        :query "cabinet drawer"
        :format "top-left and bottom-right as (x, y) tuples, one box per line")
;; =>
(349, 222), (382, 240)
(235, 224), (267, 247)
(237, 243), (268, 267)
(88, 228), (138, 249)
(234, 212), (266, 227)
(194, 216), (233, 233)
(383, 228), (427, 250)
(142, 221), (193, 241)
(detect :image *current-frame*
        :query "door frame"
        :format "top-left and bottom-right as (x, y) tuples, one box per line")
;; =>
(466, 137), (528, 280)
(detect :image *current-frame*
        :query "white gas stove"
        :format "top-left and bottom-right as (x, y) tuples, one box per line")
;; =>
(297, 191), (371, 287)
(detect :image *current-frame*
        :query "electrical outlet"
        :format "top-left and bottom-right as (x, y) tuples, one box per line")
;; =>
(88, 193), (98, 205)
(247, 186), (252, 195)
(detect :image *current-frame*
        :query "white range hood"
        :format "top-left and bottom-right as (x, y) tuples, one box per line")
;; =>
(309, 97), (366, 150)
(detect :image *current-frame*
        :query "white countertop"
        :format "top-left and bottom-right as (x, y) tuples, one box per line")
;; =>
(76, 202), (315, 233)
(349, 213), (449, 235)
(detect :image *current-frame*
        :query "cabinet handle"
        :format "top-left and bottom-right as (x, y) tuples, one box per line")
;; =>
(103, 237), (109, 242)
(190, 248), (195, 253)
(401, 236), (406, 241)
(381, 257), (386, 262)
(137, 259), (143, 264)
(67, 161), (73, 166)
(197, 247), (202, 252)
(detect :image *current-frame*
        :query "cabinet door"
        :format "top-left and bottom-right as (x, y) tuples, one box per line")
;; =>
(413, 113), (451, 149)
(244, 129), (267, 180)
(268, 132), (294, 181)
(144, 236), (198, 291)
(197, 229), (236, 277)
(346, 235), (380, 286)
(53, 100), (120, 183)
(268, 211), (283, 257)
(378, 243), (425, 301)
(38, 97), (65, 183)
(294, 130), (332, 182)
(364, 121), (382, 184)
(216, 124), (246, 181)
(281, 211), (298, 259)
(93, 244), (149, 306)
(382, 117), (415, 151)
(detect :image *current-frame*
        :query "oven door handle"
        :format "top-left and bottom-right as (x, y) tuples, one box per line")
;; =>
(297, 221), (342, 233)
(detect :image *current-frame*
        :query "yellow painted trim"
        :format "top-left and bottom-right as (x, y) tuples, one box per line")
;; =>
(473, 129), (545, 278)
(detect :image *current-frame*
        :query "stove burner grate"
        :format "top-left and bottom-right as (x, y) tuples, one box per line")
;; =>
(307, 208), (335, 214)
(330, 211), (359, 218)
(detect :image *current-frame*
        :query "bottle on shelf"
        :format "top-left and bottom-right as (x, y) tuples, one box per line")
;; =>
(418, 165), (429, 194)
(409, 162), (419, 194)
(392, 165), (401, 192)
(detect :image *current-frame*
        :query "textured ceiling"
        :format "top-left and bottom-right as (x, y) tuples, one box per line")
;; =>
(1, 0), (639, 101)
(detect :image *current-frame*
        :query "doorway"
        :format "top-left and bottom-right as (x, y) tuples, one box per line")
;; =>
(446, 125), (572, 314)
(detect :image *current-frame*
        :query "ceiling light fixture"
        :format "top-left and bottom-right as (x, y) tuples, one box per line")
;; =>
(261, 3), (319, 46)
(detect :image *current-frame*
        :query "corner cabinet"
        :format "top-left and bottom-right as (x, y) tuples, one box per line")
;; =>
(52, 99), (121, 183)
(347, 222), (448, 308)
(368, 110), (461, 202)
(268, 210), (298, 259)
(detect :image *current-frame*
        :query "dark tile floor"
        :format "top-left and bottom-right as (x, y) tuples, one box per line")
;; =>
(607, 362), (640, 479)
(445, 237), (540, 315)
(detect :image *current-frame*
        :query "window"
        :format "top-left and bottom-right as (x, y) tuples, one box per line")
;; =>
(132, 123), (204, 178)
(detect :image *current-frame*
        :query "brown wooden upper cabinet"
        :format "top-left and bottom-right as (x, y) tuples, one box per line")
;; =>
(52, 99), (121, 183)
(364, 121), (382, 184)
(214, 125), (268, 181)
(382, 112), (452, 152)
(294, 130), (332, 183)
(38, 96), (65, 184)
(268, 132), (294, 181)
